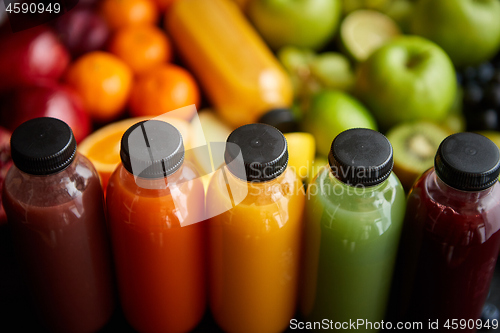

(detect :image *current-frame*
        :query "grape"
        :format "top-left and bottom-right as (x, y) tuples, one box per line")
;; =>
(465, 108), (499, 131)
(463, 82), (484, 107)
(477, 62), (495, 84)
(484, 82), (500, 109)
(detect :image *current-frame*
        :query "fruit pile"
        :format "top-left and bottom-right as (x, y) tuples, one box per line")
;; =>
(1, 0), (500, 329)
(0, 0), (500, 231)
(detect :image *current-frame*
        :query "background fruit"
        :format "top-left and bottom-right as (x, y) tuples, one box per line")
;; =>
(53, 6), (110, 58)
(386, 121), (449, 191)
(304, 90), (377, 156)
(109, 25), (172, 75)
(0, 26), (69, 91)
(356, 36), (457, 130)
(129, 64), (200, 120)
(410, 0), (500, 67)
(65, 51), (133, 123)
(340, 9), (400, 62)
(284, 132), (315, 180)
(306, 155), (328, 184)
(0, 127), (12, 225)
(278, 47), (354, 102)
(247, 0), (342, 51)
(100, 0), (158, 30)
(0, 84), (91, 143)
(152, 0), (177, 12)
(78, 116), (192, 190)
(460, 60), (500, 132)
(189, 110), (232, 190)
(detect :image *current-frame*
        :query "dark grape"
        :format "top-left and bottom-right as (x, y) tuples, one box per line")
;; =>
(476, 62), (495, 84)
(481, 303), (500, 329)
(484, 82), (500, 109)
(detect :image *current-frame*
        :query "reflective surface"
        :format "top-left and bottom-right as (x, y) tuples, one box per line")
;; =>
(396, 169), (500, 332)
(106, 162), (206, 333)
(301, 167), (405, 332)
(206, 167), (305, 333)
(2, 154), (114, 333)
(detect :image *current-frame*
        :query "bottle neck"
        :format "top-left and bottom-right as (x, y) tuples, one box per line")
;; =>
(432, 169), (494, 200)
(120, 162), (185, 191)
(327, 167), (387, 194)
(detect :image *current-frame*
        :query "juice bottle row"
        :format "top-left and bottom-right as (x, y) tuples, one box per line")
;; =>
(2, 117), (500, 333)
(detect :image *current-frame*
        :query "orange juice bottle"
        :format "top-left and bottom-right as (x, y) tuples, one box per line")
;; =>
(106, 120), (206, 333)
(206, 124), (305, 333)
(166, 0), (293, 128)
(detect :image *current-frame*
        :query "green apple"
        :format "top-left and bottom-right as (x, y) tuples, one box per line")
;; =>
(278, 46), (354, 101)
(410, 0), (500, 67)
(310, 52), (354, 91)
(340, 9), (401, 62)
(304, 90), (377, 156)
(355, 36), (456, 130)
(382, 0), (414, 33)
(247, 0), (342, 51)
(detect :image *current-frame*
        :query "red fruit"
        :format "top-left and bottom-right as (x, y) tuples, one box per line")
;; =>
(0, 25), (70, 91)
(0, 127), (12, 226)
(0, 84), (92, 143)
(53, 6), (110, 58)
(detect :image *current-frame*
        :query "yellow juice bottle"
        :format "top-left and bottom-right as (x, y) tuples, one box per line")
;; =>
(166, 0), (293, 128)
(206, 124), (305, 333)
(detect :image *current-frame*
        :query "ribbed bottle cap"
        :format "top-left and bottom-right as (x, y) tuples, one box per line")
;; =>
(10, 117), (77, 175)
(328, 128), (393, 186)
(258, 108), (299, 133)
(224, 123), (288, 182)
(120, 120), (185, 178)
(435, 132), (500, 191)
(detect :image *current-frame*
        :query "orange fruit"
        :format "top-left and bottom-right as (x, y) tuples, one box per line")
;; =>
(100, 0), (158, 30)
(109, 25), (172, 75)
(129, 64), (200, 120)
(66, 51), (133, 123)
(78, 115), (192, 190)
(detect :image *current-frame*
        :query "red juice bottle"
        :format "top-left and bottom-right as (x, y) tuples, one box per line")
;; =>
(2, 117), (115, 333)
(397, 132), (500, 332)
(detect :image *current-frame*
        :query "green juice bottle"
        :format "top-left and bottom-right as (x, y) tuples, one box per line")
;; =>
(301, 128), (406, 331)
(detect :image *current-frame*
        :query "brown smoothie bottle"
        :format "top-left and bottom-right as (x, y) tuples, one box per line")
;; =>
(2, 117), (115, 333)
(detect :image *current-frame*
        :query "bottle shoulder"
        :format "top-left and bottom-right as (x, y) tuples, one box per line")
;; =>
(3, 153), (101, 208)
(410, 169), (500, 216)
(310, 167), (406, 213)
(206, 166), (305, 234)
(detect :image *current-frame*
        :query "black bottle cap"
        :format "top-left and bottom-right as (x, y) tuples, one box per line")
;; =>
(10, 117), (77, 175)
(258, 108), (299, 133)
(224, 123), (288, 182)
(120, 120), (184, 178)
(435, 132), (500, 191)
(328, 128), (394, 186)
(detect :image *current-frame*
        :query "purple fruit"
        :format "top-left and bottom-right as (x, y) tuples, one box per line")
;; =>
(53, 6), (110, 58)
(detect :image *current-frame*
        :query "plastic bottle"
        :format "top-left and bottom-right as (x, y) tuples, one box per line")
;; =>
(106, 120), (206, 333)
(395, 132), (500, 332)
(206, 123), (305, 333)
(301, 128), (406, 332)
(166, 0), (293, 128)
(2, 117), (114, 333)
